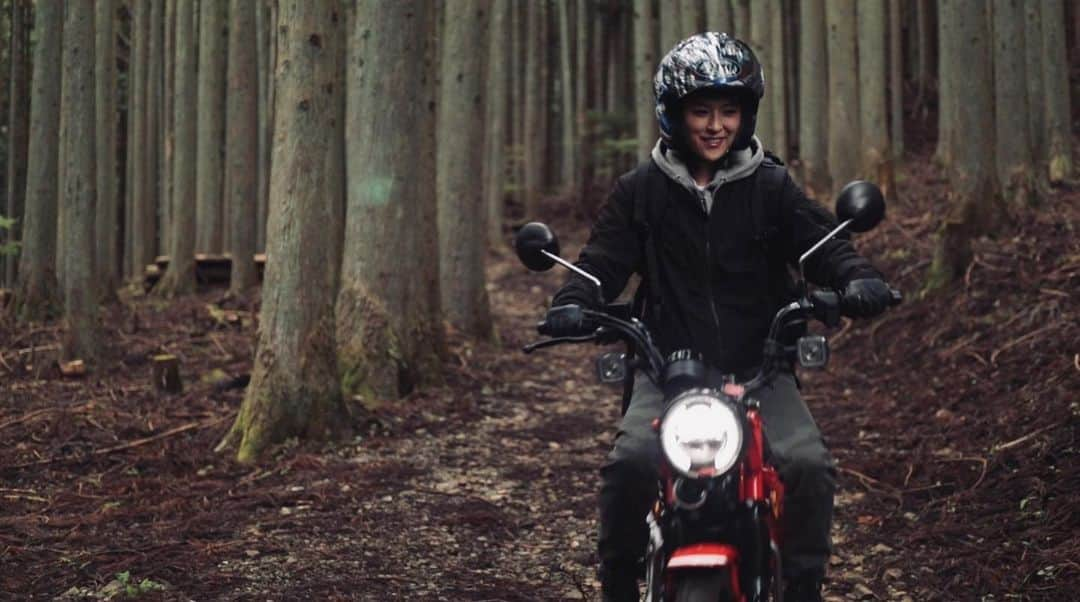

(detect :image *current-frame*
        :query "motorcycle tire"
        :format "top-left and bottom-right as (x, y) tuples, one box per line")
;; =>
(673, 570), (734, 602)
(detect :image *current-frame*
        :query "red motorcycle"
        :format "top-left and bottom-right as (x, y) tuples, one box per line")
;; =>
(514, 181), (900, 601)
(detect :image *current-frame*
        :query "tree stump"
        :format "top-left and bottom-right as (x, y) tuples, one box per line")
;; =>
(153, 354), (183, 393)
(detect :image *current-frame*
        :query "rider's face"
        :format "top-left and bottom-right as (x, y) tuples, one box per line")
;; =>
(681, 95), (742, 163)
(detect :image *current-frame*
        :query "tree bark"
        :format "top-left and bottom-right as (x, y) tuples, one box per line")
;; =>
(226, 0), (258, 295)
(256, 0), (271, 253)
(196, 0), (227, 254)
(749, 0), (773, 147)
(523, 0), (544, 217)
(162, 0), (176, 257)
(155, 0), (197, 297)
(825, 0), (860, 194)
(705, 0), (733, 33)
(992, 0), (1037, 205)
(127, 0), (152, 281)
(557, 0), (576, 190)
(96, 0), (120, 292)
(5, 0), (31, 287)
(575, 0), (591, 199)
(679, 0), (702, 38)
(660, 0), (682, 53)
(798, 0), (829, 198)
(336, 0), (443, 403)
(485, 0), (510, 246)
(768, 0), (787, 156)
(732, 0), (749, 39)
(438, 0), (492, 338)
(633, 0), (657, 163)
(935, 0), (953, 167)
(222, 0), (348, 464)
(1023, 1), (1046, 170)
(145, 0), (163, 263)
(889, 0), (904, 159)
(14, 0), (63, 321)
(1040, 0), (1072, 183)
(858, 0), (894, 196)
(927, 0), (1004, 292)
(59, 0), (98, 362)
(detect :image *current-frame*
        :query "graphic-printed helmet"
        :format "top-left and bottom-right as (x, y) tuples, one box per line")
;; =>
(654, 32), (765, 151)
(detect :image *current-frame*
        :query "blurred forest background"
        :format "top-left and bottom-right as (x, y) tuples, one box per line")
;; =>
(0, 0), (1078, 599)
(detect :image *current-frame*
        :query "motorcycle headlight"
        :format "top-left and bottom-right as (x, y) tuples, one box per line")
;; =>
(660, 390), (743, 479)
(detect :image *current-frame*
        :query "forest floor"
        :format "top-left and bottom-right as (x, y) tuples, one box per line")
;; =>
(1, 155), (1078, 601)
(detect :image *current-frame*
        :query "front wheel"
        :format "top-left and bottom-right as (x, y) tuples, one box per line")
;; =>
(673, 570), (734, 602)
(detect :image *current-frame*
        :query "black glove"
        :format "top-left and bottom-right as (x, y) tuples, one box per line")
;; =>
(840, 278), (893, 318)
(540, 304), (592, 337)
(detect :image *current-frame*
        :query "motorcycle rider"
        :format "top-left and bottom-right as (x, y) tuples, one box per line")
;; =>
(543, 33), (894, 602)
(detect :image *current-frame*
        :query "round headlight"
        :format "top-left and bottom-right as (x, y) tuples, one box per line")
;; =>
(659, 390), (743, 479)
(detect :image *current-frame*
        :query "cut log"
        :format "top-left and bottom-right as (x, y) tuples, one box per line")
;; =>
(152, 354), (183, 393)
(143, 253), (267, 290)
(58, 359), (87, 378)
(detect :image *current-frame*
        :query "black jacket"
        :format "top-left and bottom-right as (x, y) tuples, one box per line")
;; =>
(552, 158), (882, 374)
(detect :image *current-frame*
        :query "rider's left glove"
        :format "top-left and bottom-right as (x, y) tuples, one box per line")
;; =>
(540, 304), (592, 337)
(840, 278), (892, 318)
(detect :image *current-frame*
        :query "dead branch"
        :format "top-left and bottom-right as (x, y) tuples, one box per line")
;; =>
(992, 424), (1061, 453)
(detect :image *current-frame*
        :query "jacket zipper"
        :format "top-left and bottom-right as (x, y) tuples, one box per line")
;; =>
(700, 187), (722, 330)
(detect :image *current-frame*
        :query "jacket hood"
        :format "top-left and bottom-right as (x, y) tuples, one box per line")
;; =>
(650, 136), (764, 213)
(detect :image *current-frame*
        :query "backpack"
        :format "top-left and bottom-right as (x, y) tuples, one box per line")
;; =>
(619, 151), (790, 413)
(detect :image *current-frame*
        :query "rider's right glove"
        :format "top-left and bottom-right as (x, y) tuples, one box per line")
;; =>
(840, 278), (893, 318)
(540, 304), (592, 337)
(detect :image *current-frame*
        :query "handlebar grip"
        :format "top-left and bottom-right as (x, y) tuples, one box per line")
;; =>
(889, 288), (903, 306)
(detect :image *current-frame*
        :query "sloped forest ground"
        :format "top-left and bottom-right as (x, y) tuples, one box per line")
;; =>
(2, 152), (1078, 601)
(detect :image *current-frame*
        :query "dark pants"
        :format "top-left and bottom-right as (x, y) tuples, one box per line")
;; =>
(598, 371), (836, 578)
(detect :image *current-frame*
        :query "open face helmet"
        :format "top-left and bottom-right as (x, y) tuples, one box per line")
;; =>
(654, 32), (765, 151)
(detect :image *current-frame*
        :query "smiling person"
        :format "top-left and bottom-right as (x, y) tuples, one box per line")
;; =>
(542, 33), (894, 602)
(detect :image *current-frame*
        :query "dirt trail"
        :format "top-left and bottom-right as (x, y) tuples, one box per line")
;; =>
(2, 164), (1077, 600)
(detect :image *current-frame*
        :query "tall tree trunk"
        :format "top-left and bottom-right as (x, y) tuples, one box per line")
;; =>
(732, 0), (749, 39)
(633, 0), (657, 163)
(256, 0), (271, 253)
(226, 0), (258, 294)
(706, 0), (733, 33)
(127, 0), (151, 281)
(96, 0), (120, 292)
(196, 0), (227, 254)
(14, 0), (62, 320)
(825, 0), (860, 194)
(155, 0), (196, 296)
(59, 0), (98, 362)
(992, 0), (1037, 205)
(162, 0), (176, 258)
(858, 0), (894, 196)
(798, 0), (829, 198)
(889, 0), (904, 159)
(679, 0), (701, 37)
(768, 0), (787, 156)
(1040, 0), (1072, 183)
(935, 0), (953, 167)
(336, 0), (443, 402)
(557, 0), (576, 189)
(222, 0), (348, 464)
(523, 0), (543, 217)
(1024, 1), (1047, 170)
(749, 1), (773, 147)
(575, 0), (591, 199)
(927, 0), (1004, 291)
(145, 0), (162, 262)
(4, 0), (30, 287)
(660, 0), (682, 53)
(510, 0), (524, 211)
(485, 0), (509, 245)
(438, 0), (492, 338)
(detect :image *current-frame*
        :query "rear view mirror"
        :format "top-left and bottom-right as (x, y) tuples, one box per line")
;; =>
(835, 180), (885, 233)
(514, 222), (560, 272)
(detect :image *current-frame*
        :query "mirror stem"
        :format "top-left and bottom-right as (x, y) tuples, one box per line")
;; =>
(798, 218), (854, 286)
(542, 250), (603, 291)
